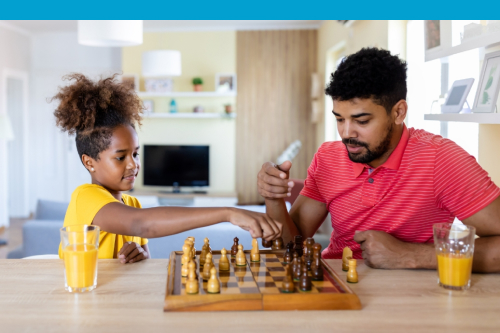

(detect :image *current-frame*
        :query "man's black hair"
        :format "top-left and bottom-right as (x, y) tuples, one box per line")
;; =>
(325, 48), (407, 113)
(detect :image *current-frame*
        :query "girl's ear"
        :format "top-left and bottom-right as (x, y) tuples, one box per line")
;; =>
(82, 154), (96, 173)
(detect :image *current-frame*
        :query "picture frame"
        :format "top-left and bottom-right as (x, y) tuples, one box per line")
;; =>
(120, 74), (139, 92)
(143, 99), (154, 115)
(473, 50), (500, 113)
(424, 20), (441, 51)
(145, 78), (173, 93)
(441, 78), (475, 114)
(215, 73), (237, 93)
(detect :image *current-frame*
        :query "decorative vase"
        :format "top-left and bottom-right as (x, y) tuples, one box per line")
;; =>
(224, 105), (232, 114)
(194, 84), (203, 92)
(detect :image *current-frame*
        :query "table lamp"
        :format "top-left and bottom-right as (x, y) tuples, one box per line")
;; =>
(0, 113), (14, 246)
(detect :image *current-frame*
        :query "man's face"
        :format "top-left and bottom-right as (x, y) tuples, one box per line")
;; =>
(333, 98), (394, 165)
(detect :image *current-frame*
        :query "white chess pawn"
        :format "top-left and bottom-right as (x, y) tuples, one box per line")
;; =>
(207, 267), (220, 294)
(187, 236), (196, 258)
(202, 253), (214, 281)
(250, 238), (260, 262)
(185, 261), (199, 294)
(219, 248), (230, 271)
(236, 244), (246, 266)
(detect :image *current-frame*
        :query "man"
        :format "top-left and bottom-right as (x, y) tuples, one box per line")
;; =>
(258, 48), (500, 273)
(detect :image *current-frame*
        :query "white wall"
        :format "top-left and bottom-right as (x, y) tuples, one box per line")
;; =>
(29, 32), (122, 209)
(0, 25), (30, 226)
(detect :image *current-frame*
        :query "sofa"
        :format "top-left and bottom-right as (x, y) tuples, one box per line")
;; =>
(8, 199), (310, 259)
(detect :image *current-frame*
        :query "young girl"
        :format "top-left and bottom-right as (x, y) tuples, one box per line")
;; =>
(54, 74), (282, 263)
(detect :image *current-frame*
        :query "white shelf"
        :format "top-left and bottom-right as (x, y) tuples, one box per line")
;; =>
(424, 113), (500, 124)
(137, 91), (236, 98)
(144, 112), (236, 119)
(426, 33), (500, 62)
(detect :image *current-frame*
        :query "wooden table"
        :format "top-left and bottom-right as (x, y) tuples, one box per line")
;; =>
(0, 259), (499, 332)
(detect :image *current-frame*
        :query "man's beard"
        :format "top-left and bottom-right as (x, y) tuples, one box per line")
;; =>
(343, 124), (394, 164)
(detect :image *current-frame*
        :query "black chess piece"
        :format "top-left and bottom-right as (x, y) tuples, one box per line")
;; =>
(299, 265), (312, 291)
(293, 235), (303, 257)
(283, 241), (294, 263)
(261, 238), (272, 248)
(305, 238), (315, 270)
(293, 254), (303, 281)
(311, 243), (324, 281)
(231, 237), (239, 258)
(272, 237), (284, 250)
(281, 264), (295, 293)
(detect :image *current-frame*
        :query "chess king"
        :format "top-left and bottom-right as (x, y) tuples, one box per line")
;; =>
(257, 47), (500, 274)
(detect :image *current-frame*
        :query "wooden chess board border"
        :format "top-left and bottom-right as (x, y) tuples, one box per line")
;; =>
(164, 249), (361, 312)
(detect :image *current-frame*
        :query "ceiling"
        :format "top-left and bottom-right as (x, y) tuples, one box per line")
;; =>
(2, 20), (323, 34)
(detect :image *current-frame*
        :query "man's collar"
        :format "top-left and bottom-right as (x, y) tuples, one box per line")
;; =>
(351, 124), (409, 178)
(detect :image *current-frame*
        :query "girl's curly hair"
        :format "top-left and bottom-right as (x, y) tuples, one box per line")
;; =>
(51, 73), (143, 161)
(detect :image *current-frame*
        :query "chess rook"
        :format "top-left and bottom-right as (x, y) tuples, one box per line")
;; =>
(231, 237), (239, 258)
(347, 258), (358, 283)
(342, 247), (353, 271)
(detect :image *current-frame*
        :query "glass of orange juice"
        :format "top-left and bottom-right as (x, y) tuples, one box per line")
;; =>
(60, 225), (100, 292)
(433, 223), (475, 291)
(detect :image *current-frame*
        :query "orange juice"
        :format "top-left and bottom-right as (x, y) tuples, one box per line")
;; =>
(63, 244), (98, 289)
(437, 253), (473, 287)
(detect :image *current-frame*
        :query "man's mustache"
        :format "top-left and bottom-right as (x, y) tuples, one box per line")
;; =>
(342, 138), (369, 148)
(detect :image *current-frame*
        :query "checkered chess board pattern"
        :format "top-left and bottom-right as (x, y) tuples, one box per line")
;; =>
(174, 253), (346, 296)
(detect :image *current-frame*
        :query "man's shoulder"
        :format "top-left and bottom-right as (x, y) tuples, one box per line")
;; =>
(317, 140), (347, 155)
(407, 127), (453, 152)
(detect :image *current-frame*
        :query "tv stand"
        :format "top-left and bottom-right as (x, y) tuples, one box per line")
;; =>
(159, 190), (208, 195)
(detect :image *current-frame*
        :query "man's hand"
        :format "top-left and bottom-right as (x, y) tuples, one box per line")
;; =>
(257, 161), (294, 199)
(228, 208), (283, 241)
(118, 241), (149, 264)
(354, 230), (435, 269)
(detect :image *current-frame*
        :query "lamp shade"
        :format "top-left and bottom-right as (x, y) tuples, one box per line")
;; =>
(142, 50), (182, 77)
(78, 20), (143, 47)
(0, 113), (14, 141)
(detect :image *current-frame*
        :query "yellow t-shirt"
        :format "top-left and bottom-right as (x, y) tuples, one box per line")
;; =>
(58, 184), (148, 259)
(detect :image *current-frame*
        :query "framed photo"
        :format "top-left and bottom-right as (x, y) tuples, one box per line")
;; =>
(441, 78), (475, 114)
(473, 50), (500, 113)
(120, 74), (139, 92)
(424, 20), (441, 51)
(143, 100), (154, 115)
(145, 78), (173, 93)
(215, 73), (237, 93)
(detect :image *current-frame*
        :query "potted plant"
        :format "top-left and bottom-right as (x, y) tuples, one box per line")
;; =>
(192, 77), (203, 92)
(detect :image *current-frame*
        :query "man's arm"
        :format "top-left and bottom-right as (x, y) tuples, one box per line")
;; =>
(354, 196), (500, 273)
(258, 161), (329, 244)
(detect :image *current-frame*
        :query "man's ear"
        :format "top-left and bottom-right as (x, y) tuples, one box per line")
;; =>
(392, 100), (408, 125)
(81, 154), (95, 173)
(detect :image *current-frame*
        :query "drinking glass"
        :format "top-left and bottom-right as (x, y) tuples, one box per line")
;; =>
(60, 225), (100, 292)
(433, 223), (475, 291)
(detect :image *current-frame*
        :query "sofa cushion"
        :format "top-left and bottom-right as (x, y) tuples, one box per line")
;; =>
(34, 200), (69, 220)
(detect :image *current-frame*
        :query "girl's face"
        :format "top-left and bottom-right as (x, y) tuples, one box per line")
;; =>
(84, 124), (140, 195)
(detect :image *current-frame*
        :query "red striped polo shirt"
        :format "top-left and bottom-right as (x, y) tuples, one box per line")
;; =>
(301, 124), (500, 259)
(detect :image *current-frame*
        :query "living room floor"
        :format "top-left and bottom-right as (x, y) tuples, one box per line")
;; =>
(0, 219), (27, 259)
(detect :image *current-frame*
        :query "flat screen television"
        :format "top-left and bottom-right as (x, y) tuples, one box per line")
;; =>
(143, 145), (209, 187)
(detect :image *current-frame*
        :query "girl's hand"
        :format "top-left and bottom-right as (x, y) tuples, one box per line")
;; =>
(118, 242), (149, 264)
(227, 208), (283, 241)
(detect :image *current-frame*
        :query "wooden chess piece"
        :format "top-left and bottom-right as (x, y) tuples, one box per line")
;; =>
(342, 247), (353, 271)
(200, 237), (211, 266)
(271, 237), (284, 250)
(293, 254), (303, 281)
(311, 243), (324, 281)
(187, 236), (196, 258)
(219, 247), (230, 271)
(202, 253), (214, 281)
(347, 258), (358, 283)
(293, 235), (303, 257)
(261, 238), (272, 248)
(250, 238), (260, 262)
(236, 244), (246, 266)
(281, 264), (295, 293)
(181, 242), (191, 267)
(291, 252), (300, 278)
(207, 267), (220, 294)
(231, 237), (239, 258)
(185, 260), (199, 294)
(283, 241), (294, 263)
(305, 238), (315, 270)
(299, 264), (312, 291)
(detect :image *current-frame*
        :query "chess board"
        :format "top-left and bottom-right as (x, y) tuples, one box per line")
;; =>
(164, 250), (361, 311)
